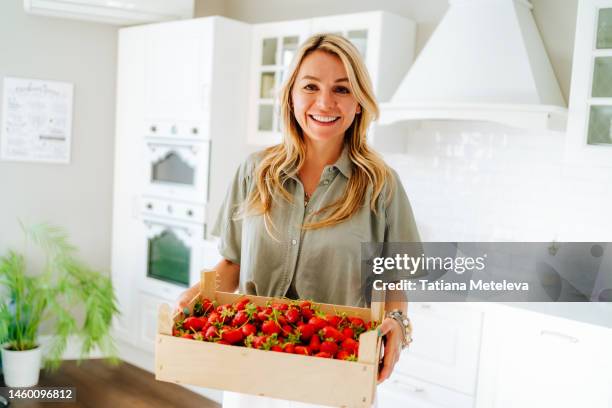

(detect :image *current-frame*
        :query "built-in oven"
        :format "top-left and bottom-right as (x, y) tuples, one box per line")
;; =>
(143, 138), (210, 203)
(137, 196), (217, 301)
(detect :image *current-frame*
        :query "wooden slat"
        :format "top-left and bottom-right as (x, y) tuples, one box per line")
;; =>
(156, 334), (375, 407)
(157, 303), (173, 335)
(200, 269), (217, 299)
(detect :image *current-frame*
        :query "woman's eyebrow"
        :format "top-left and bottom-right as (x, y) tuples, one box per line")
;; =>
(300, 75), (349, 83)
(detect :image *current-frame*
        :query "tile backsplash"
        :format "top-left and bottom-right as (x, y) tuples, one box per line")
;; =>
(382, 121), (612, 243)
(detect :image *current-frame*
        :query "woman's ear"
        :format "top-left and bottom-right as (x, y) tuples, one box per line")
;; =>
(356, 105), (362, 114)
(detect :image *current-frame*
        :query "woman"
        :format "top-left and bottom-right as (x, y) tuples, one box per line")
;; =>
(178, 33), (420, 407)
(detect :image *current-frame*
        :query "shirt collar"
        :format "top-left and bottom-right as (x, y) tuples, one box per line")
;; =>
(331, 144), (353, 179)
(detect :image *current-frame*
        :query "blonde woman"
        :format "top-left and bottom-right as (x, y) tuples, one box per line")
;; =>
(178, 33), (421, 407)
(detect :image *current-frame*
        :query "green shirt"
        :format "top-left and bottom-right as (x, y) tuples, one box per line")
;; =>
(211, 145), (422, 307)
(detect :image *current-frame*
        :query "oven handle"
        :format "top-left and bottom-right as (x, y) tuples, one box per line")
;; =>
(143, 219), (194, 237)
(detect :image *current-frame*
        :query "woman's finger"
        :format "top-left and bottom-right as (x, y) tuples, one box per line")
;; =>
(377, 318), (401, 383)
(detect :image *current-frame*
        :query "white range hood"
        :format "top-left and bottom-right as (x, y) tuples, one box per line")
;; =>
(379, 0), (567, 132)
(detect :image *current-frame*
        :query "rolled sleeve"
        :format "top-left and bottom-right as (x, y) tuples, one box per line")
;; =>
(211, 157), (255, 265)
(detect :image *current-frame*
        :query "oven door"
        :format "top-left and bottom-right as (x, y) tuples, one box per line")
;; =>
(138, 214), (204, 301)
(144, 140), (210, 203)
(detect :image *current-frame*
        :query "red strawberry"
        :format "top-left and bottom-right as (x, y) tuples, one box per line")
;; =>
(320, 326), (343, 342)
(181, 333), (194, 339)
(221, 327), (244, 344)
(341, 338), (359, 354)
(281, 324), (293, 336)
(204, 325), (219, 341)
(261, 320), (280, 335)
(241, 323), (257, 337)
(320, 339), (338, 356)
(272, 302), (288, 311)
(325, 314), (342, 328)
(299, 300), (312, 309)
(349, 317), (365, 328)
(308, 334), (321, 353)
(271, 345), (283, 352)
(342, 327), (355, 340)
(336, 350), (357, 361)
(294, 346), (309, 356)
(283, 343), (295, 354)
(207, 311), (222, 325)
(217, 340), (230, 345)
(314, 351), (332, 358)
(232, 310), (249, 327)
(301, 307), (314, 320)
(182, 316), (204, 331)
(297, 323), (316, 341)
(285, 308), (300, 324)
(309, 316), (327, 331)
(235, 298), (250, 311)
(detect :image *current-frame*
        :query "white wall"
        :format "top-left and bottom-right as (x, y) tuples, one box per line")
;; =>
(0, 1), (118, 274)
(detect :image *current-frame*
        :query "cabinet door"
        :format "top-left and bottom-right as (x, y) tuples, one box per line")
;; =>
(310, 13), (380, 87)
(566, 0), (612, 166)
(477, 307), (612, 408)
(394, 303), (483, 395)
(247, 20), (312, 146)
(144, 21), (213, 122)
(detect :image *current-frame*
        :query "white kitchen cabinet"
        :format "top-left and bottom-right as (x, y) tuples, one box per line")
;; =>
(247, 11), (416, 146)
(248, 19), (312, 145)
(476, 306), (612, 408)
(111, 17), (249, 353)
(378, 373), (474, 408)
(566, 0), (612, 166)
(394, 302), (483, 395)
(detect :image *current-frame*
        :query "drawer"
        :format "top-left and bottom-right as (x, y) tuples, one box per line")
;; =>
(396, 302), (483, 394)
(378, 373), (474, 408)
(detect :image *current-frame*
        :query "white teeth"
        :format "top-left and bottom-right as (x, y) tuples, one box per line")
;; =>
(311, 114), (339, 123)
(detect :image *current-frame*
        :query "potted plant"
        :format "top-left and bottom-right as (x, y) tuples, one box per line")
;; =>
(0, 222), (119, 387)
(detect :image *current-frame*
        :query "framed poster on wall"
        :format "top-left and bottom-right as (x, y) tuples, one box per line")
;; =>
(1, 77), (73, 164)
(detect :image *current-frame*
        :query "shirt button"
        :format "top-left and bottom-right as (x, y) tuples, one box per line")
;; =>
(328, 167), (333, 173)
(291, 239), (297, 245)
(323, 180), (330, 185)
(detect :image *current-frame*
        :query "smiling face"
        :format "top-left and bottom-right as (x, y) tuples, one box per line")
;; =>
(291, 50), (361, 145)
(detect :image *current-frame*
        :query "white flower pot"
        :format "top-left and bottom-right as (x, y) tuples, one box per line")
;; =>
(1, 345), (41, 387)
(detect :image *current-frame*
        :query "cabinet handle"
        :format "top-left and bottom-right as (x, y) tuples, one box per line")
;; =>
(191, 127), (198, 135)
(150, 125), (157, 133)
(391, 379), (426, 393)
(540, 330), (579, 343)
(186, 210), (193, 217)
(420, 304), (431, 310)
(146, 203), (153, 210)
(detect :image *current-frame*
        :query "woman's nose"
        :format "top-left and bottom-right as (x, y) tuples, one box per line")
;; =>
(316, 91), (336, 109)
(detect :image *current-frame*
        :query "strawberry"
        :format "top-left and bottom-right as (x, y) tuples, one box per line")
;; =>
(314, 351), (332, 358)
(294, 346), (309, 356)
(217, 340), (230, 345)
(262, 320), (280, 335)
(336, 350), (357, 361)
(301, 306), (314, 320)
(320, 339), (338, 356)
(308, 334), (321, 353)
(235, 297), (251, 311)
(241, 323), (257, 337)
(207, 311), (222, 325)
(232, 310), (249, 327)
(299, 300), (312, 309)
(325, 314), (343, 328)
(297, 323), (316, 341)
(285, 308), (301, 324)
(221, 327), (244, 344)
(182, 316), (204, 331)
(342, 327), (355, 340)
(283, 343), (295, 354)
(181, 333), (194, 339)
(341, 338), (359, 354)
(320, 326), (343, 342)
(309, 316), (327, 331)
(281, 324), (293, 336)
(271, 345), (283, 352)
(272, 302), (288, 311)
(349, 317), (365, 328)
(204, 325), (220, 341)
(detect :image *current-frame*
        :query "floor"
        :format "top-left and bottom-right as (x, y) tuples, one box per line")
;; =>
(0, 359), (221, 408)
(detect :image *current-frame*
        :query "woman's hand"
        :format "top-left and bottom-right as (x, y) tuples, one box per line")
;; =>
(377, 317), (404, 383)
(175, 284), (200, 314)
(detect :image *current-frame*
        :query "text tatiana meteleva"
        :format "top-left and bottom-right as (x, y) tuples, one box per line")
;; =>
(373, 279), (530, 291)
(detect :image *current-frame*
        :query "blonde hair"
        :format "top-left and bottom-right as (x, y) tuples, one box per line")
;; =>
(243, 33), (394, 236)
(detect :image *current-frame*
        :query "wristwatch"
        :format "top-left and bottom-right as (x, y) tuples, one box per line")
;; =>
(386, 309), (413, 350)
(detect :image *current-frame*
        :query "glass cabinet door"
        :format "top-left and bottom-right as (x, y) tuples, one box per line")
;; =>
(147, 229), (190, 287)
(588, 8), (612, 145)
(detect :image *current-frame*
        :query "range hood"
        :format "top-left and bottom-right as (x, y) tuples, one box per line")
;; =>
(379, 0), (567, 132)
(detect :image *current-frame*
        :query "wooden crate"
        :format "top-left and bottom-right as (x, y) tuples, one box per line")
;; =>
(155, 270), (385, 407)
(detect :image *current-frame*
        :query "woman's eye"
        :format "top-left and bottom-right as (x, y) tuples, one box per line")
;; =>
(335, 86), (350, 94)
(304, 84), (318, 91)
